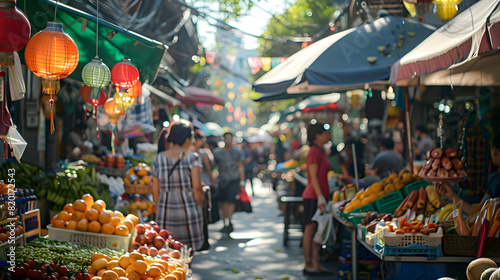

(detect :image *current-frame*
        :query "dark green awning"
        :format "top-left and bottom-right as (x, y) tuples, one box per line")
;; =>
(18, 0), (166, 84)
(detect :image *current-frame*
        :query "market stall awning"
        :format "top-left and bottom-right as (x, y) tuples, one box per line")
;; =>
(252, 16), (435, 101)
(282, 93), (342, 116)
(390, 0), (500, 85)
(19, 0), (166, 84)
(176, 86), (224, 107)
(142, 83), (181, 106)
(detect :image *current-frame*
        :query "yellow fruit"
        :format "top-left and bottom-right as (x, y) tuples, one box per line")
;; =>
(74, 199), (87, 212)
(114, 211), (125, 220)
(122, 219), (134, 232)
(175, 268), (186, 280)
(101, 270), (119, 280)
(164, 275), (177, 280)
(88, 265), (97, 275)
(118, 255), (131, 268)
(172, 271), (183, 280)
(106, 260), (120, 270)
(91, 258), (108, 272)
(129, 202), (139, 211)
(101, 222), (115, 235)
(142, 176), (151, 185)
(111, 256), (119, 261)
(126, 214), (140, 226)
(388, 173), (398, 181)
(96, 199), (107, 210)
(97, 269), (106, 277)
(82, 194), (95, 211)
(76, 219), (89, 231)
(128, 252), (144, 263)
(99, 211), (112, 224)
(91, 277), (102, 280)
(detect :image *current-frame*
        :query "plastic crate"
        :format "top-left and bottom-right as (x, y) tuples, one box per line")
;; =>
(378, 227), (443, 247)
(340, 203), (376, 226)
(375, 243), (443, 259)
(402, 180), (432, 197)
(47, 226), (131, 251)
(374, 191), (404, 214)
(442, 234), (500, 257)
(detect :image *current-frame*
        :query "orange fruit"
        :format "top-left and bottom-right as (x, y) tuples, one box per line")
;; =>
(121, 219), (134, 232)
(92, 258), (108, 272)
(92, 202), (104, 213)
(111, 217), (121, 227)
(114, 211), (125, 220)
(101, 270), (119, 280)
(164, 275), (177, 280)
(112, 267), (126, 277)
(77, 218), (89, 231)
(118, 255), (131, 269)
(88, 221), (102, 233)
(91, 253), (111, 263)
(74, 199), (87, 212)
(130, 260), (147, 274)
(50, 214), (59, 226)
(63, 203), (74, 214)
(125, 214), (140, 226)
(128, 252), (144, 263)
(73, 210), (85, 221)
(115, 225), (129, 236)
(107, 210), (115, 217)
(147, 266), (162, 278)
(171, 271), (182, 280)
(97, 269), (106, 277)
(82, 194), (95, 211)
(99, 211), (112, 224)
(66, 220), (77, 230)
(96, 199), (107, 209)
(85, 208), (99, 221)
(52, 219), (65, 229)
(106, 260), (120, 270)
(101, 223), (115, 235)
(58, 210), (71, 221)
(125, 271), (140, 280)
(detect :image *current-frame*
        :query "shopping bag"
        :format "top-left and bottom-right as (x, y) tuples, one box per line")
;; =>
(311, 209), (336, 245)
(235, 187), (252, 213)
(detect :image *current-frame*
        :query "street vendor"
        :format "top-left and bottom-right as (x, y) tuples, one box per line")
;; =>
(437, 132), (500, 215)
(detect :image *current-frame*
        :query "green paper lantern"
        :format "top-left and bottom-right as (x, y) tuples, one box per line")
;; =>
(82, 56), (111, 100)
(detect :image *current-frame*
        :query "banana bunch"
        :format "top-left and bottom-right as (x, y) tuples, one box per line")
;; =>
(436, 203), (454, 222)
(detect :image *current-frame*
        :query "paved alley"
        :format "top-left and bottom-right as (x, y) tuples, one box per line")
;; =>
(190, 179), (337, 280)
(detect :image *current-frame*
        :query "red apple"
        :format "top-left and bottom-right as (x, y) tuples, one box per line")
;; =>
(135, 224), (146, 235)
(153, 224), (160, 233)
(158, 248), (169, 256)
(169, 240), (183, 251)
(137, 245), (149, 255)
(144, 223), (152, 230)
(129, 242), (140, 252)
(159, 229), (170, 240)
(160, 254), (170, 261)
(147, 230), (158, 245)
(135, 234), (147, 245)
(154, 236), (166, 249)
(149, 247), (158, 257)
(169, 250), (181, 259)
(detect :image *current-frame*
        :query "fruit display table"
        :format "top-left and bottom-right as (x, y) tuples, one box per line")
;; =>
(332, 205), (359, 280)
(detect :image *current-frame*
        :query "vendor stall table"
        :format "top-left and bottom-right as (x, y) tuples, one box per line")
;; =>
(333, 208), (500, 280)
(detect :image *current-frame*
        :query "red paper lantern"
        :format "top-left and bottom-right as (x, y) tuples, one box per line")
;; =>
(111, 58), (139, 89)
(80, 84), (108, 137)
(0, 0), (31, 67)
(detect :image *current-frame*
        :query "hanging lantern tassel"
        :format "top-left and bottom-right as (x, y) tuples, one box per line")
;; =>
(95, 104), (99, 138)
(49, 94), (55, 134)
(42, 78), (60, 134)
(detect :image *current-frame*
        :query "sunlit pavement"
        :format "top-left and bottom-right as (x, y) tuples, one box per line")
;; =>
(190, 179), (337, 280)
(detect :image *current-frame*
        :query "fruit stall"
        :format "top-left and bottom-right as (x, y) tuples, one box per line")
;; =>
(331, 152), (500, 280)
(0, 159), (196, 280)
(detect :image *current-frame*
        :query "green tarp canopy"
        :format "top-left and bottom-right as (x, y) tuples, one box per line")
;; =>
(18, 0), (166, 84)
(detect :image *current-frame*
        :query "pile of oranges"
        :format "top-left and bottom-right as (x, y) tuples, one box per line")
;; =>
(123, 163), (152, 186)
(89, 252), (186, 280)
(50, 194), (139, 236)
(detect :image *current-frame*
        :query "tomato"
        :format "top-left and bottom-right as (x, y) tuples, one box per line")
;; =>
(57, 265), (69, 276)
(24, 260), (40, 269)
(60, 277), (70, 280)
(74, 272), (83, 280)
(26, 269), (43, 280)
(10, 266), (27, 278)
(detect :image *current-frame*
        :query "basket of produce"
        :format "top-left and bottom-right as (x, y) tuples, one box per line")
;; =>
(418, 147), (467, 184)
(442, 235), (500, 257)
(47, 225), (131, 251)
(124, 163), (153, 195)
(380, 226), (443, 247)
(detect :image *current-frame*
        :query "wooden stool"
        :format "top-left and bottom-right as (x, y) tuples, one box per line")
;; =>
(280, 196), (304, 246)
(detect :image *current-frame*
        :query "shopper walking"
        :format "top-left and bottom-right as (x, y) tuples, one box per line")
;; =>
(213, 129), (245, 233)
(242, 139), (256, 196)
(302, 120), (335, 277)
(151, 120), (205, 252)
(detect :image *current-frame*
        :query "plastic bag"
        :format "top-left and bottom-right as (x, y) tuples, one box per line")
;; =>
(311, 208), (336, 245)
